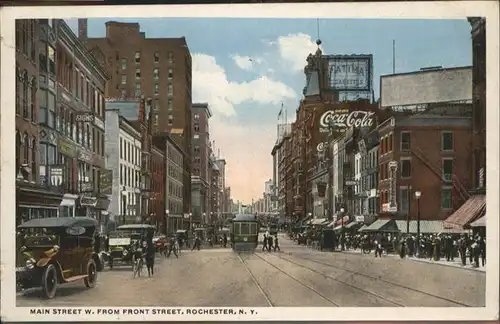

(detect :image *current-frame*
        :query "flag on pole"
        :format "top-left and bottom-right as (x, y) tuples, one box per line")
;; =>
(277, 104), (283, 120)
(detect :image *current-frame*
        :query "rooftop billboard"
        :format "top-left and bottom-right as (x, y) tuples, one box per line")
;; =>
(380, 67), (472, 108)
(326, 54), (373, 92)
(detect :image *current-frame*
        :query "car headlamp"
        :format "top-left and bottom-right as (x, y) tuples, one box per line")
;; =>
(26, 258), (36, 269)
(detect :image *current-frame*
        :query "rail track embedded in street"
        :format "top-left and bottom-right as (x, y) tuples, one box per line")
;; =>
(237, 253), (274, 307)
(250, 253), (340, 307)
(282, 252), (474, 307)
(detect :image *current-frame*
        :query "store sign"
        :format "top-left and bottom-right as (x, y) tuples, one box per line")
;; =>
(316, 142), (329, 152)
(58, 137), (77, 158)
(80, 181), (94, 193)
(327, 56), (372, 91)
(319, 109), (375, 132)
(49, 165), (64, 187)
(94, 117), (105, 130)
(78, 150), (93, 163)
(80, 196), (97, 207)
(388, 161), (398, 213)
(99, 169), (113, 195)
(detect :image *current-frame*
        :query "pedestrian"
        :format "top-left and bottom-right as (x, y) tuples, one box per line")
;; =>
(399, 236), (406, 259)
(191, 235), (201, 251)
(145, 233), (155, 277)
(267, 235), (274, 252)
(262, 234), (268, 252)
(223, 233), (228, 248)
(459, 234), (467, 266)
(274, 235), (280, 252)
(167, 236), (179, 258)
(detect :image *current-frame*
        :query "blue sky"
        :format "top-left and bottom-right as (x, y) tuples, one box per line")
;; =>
(68, 18), (472, 202)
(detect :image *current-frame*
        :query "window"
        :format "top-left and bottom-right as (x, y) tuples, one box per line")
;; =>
(154, 84), (159, 94)
(30, 78), (36, 122)
(22, 71), (29, 118)
(48, 46), (56, 75)
(121, 75), (127, 85)
(399, 187), (409, 213)
(154, 52), (159, 63)
(167, 51), (173, 63)
(47, 92), (55, 128)
(167, 99), (173, 111)
(135, 83), (141, 94)
(121, 58), (127, 70)
(31, 136), (37, 180)
(153, 68), (159, 80)
(442, 158), (453, 182)
(194, 125), (200, 132)
(168, 68), (173, 79)
(441, 132), (453, 151)
(135, 68), (141, 79)
(168, 115), (173, 125)
(193, 134), (199, 139)
(22, 133), (29, 164)
(135, 51), (141, 63)
(194, 113), (200, 120)
(400, 158), (411, 178)
(400, 132), (411, 151)
(388, 133), (393, 152)
(441, 187), (453, 209)
(167, 83), (173, 96)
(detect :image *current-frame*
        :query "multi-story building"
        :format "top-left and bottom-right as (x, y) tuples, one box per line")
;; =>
(15, 19), (65, 225)
(151, 145), (165, 229)
(28, 19), (109, 223)
(208, 154), (221, 224)
(81, 19), (193, 219)
(104, 104), (142, 225)
(264, 179), (273, 213)
(469, 17), (486, 192)
(191, 103), (212, 224)
(357, 129), (380, 224)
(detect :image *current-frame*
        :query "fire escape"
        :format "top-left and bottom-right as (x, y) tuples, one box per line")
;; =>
(411, 146), (470, 210)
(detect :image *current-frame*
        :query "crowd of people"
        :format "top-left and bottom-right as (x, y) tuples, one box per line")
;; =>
(261, 233), (280, 252)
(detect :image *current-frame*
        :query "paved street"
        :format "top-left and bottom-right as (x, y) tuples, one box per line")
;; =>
(17, 234), (485, 307)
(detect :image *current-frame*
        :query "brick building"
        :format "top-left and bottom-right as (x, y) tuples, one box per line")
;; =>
(151, 144), (165, 229)
(377, 115), (472, 221)
(80, 19), (192, 217)
(191, 103), (212, 224)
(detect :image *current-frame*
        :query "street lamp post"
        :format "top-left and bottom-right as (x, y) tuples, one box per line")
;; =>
(189, 212), (193, 231)
(165, 209), (169, 235)
(121, 188), (127, 225)
(414, 191), (421, 257)
(340, 207), (345, 251)
(202, 212), (206, 226)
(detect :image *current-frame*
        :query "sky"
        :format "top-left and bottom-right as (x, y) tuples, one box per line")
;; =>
(67, 18), (472, 204)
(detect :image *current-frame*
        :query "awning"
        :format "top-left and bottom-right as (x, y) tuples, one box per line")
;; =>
(359, 219), (398, 232)
(395, 220), (466, 234)
(444, 195), (486, 228)
(358, 224), (368, 232)
(311, 218), (328, 225)
(333, 225), (342, 231)
(335, 215), (350, 226)
(345, 221), (362, 229)
(470, 215), (486, 227)
(60, 198), (76, 207)
(327, 220), (336, 227)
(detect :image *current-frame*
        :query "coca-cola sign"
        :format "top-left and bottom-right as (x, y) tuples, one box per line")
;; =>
(319, 110), (375, 133)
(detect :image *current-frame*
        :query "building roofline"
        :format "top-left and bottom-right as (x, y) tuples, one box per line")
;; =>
(192, 102), (212, 118)
(380, 65), (472, 79)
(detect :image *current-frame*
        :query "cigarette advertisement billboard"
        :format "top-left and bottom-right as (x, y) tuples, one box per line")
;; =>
(327, 54), (373, 92)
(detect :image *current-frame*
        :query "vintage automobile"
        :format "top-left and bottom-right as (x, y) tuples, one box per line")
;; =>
(105, 224), (155, 269)
(16, 217), (100, 299)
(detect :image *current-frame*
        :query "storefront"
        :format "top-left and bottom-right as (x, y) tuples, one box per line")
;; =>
(16, 184), (63, 226)
(59, 193), (78, 217)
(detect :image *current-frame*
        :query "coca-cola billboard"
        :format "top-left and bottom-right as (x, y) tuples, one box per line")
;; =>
(319, 109), (375, 133)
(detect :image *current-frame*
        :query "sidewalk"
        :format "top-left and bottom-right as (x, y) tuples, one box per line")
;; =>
(342, 249), (486, 273)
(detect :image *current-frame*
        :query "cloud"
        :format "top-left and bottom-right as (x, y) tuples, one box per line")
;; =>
(275, 33), (321, 72)
(230, 54), (263, 71)
(192, 53), (296, 117)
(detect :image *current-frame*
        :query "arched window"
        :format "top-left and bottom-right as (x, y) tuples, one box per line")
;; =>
(15, 131), (21, 170)
(30, 77), (36, 122)
(23, 132), (29, 164)
(30, 21), (36, 60)
(22, 70), (29, 118)
(32, 136), (37, 181)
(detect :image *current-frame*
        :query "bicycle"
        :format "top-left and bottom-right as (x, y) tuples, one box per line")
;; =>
(132, 252), (145, 278)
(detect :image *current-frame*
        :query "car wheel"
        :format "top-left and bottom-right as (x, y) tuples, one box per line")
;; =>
(84, 259), (97, 288)
(41, 264), (58, 299)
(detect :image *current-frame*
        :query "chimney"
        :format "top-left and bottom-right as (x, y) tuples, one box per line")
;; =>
(78, 19), (88, 42)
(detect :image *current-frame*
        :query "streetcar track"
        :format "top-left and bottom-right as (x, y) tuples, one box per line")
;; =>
(237, 253), (274, 307)
(285, 252), (473, 307)
(251, 253), (340, 307)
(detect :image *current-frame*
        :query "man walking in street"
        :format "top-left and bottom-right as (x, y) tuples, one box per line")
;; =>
(274, 235), (280, 252)
(267, 234), (274, 252)
(223, 233), (228, 248)
(167, 236), (179, 258)
(262, 233), (268, 252)
(191, 235), (201, 251)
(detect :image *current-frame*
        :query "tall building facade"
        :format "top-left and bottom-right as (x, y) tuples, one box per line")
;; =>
(208, 155), (221, 224)
(191, 103), (212, 224)
(81, 19), (192, 217)
(214, 158), (226, 218)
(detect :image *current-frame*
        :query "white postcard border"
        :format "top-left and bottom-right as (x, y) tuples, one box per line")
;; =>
(1, 1), (498, 321)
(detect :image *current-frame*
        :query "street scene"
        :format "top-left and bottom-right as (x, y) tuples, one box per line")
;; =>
(16, 233), (485, 307)
(13, 16), (487, 309)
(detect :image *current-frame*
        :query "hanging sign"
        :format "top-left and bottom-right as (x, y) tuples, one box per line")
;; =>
(388, 161), (398, 213)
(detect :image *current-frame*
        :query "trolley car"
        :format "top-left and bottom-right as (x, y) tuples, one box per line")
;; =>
(231, 214), (259, 252)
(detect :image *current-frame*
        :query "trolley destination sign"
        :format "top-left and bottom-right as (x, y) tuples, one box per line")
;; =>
(319, 109), (375, 133)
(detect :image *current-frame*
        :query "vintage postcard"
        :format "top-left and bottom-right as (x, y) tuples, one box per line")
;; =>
(0, 1), (498, 322)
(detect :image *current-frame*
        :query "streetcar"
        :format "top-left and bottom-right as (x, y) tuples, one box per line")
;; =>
(231, 214), (259, 252)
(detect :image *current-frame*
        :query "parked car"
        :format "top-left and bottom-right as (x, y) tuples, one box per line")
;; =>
(16, 217), (100, 299)
(104, 224), (155, 269)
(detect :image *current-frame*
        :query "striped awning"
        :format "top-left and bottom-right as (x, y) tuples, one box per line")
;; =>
(470, 215), (486, 227)
(444, 195), (486, 228)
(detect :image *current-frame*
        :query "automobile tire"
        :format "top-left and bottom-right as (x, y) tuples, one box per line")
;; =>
(84, 259), (97, 288)
(41, 264), (58, 299)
